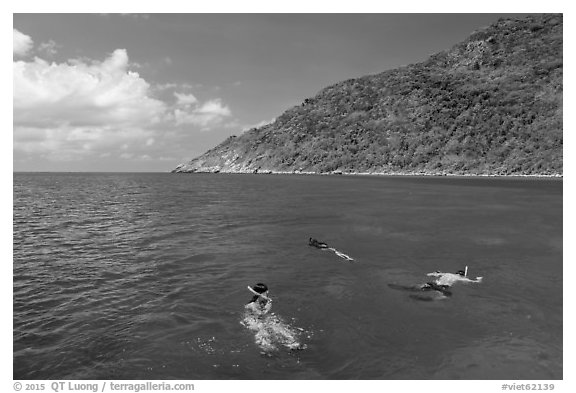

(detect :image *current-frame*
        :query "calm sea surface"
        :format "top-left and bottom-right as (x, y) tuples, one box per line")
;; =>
(13, 173), (562, 380)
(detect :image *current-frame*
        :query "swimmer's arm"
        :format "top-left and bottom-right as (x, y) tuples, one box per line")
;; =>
(426, 272), (443, 277)
(262, 300), (272, 314)
(459, 276), (483, 283)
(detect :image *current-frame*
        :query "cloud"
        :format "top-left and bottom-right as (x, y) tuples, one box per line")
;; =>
(13, 30), (237, 168)
(174, 99), (231, 128)
(14, 49), (166, 128)
(38, 40), (59, 57)
(197, 99), (231, 116)
(14, 47), (167, 160)
(174, 92), (198, 106)
(14, 29), (33, 57)
(155, 82), (200, 91)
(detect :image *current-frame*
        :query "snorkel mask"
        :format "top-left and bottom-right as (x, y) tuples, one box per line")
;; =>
(247, 284), (271, 301)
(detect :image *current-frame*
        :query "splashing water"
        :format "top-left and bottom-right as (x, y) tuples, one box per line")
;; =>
(325, 247), (354, 261)
(241, 305), (306, 352)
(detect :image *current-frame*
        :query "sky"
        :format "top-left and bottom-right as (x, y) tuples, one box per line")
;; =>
(11, 12), (545, 172)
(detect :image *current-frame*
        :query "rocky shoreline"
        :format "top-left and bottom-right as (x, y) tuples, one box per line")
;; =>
(171, 167), (562, 179)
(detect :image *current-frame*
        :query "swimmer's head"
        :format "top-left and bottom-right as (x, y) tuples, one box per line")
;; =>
(250, 283), (268, 294)
(248, 283), (269, 304)
(456, 270), (466, 276)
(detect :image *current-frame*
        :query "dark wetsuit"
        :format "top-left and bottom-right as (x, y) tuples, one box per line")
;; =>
(309, 238), (328, 249)
(421, 282), (452, 296)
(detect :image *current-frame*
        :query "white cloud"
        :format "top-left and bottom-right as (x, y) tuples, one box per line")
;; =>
(174, 92), (198, 106)
(38, 40), (59, 57)
(197, 99), (231, 116)
(13, 30), (238, 167)
(14, 49), (166, 127)
(174, 99), (231, 128)
(155, 83), (179, 90)
(14, 47), (167, 160)
(14, 29), (33, 57)
(155, 82), (200, 91)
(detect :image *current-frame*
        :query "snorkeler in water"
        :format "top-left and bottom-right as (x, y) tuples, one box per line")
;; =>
(308, 237), (354, 261)
(415, 268), (482, 297)
(245, 283), (272, 316)
(309, 237), (329, 249)
(242, 283), (305, 351)
(388, 267), (481, 300)
(426, 269), (483, 287)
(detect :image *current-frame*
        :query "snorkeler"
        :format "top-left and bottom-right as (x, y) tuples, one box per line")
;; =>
(242, 283), (305, 351)
(309, 237), (329, 249)
(245, 283), (272, 316)
(426, 268), (483, 287)
(309, 237), (354, 261)
(388, 267), (481, 300)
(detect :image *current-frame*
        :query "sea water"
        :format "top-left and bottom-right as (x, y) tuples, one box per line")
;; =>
(13, 173), (562, 379)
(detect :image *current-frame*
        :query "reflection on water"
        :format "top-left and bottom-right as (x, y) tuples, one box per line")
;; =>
(13, 173), (562, 379)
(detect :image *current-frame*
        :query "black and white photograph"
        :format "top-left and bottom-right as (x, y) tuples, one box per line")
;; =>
(11, 3), (567, 388)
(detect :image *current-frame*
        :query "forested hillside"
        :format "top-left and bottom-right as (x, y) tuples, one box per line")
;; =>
(174, 14), (562, 176)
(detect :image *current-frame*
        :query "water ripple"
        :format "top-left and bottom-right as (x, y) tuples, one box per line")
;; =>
(13, 173), (562, 379)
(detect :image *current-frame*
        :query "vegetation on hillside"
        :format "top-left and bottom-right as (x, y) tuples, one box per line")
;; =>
(174, 14), (562, 176)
